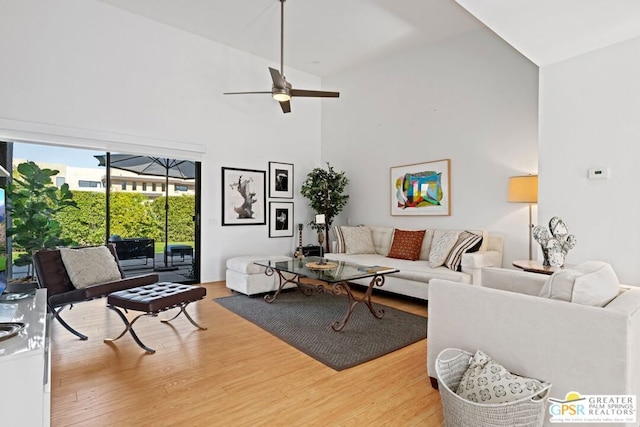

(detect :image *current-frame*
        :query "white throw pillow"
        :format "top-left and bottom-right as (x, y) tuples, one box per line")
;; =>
(60, 246), (122, 289)
(340, 226), (376, 255)
(428, 230), (460, 268)
(456, 350), (546, 404)
(539, 261), (619, 307)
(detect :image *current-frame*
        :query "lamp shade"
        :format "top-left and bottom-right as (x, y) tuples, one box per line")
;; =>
(508, 175), (538, 203)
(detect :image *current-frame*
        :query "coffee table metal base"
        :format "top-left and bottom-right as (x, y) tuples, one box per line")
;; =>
(263, 267), (386, 331)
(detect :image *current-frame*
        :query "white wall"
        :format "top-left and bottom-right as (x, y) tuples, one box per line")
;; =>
(0, 0), (543, 281)
(321, 28), (539, 268)
(0, 0), (325, 281)
(540, 36), (640, 285)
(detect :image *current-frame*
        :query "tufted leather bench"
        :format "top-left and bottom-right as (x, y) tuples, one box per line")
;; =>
(33, 244), (159, 341)
(105, 282), (207, 353)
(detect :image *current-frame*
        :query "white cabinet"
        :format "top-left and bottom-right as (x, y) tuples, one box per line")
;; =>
(0, 289), (50, 427)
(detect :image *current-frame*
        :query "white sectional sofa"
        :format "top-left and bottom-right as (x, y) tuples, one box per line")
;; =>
(325, 225), (503, 300)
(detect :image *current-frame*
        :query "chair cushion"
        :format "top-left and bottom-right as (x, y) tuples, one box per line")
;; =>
(456, 350), (546, 404)
(387, 229), (426, 261)
(60, 246), (122, 288)
(539, 261), (619, 307)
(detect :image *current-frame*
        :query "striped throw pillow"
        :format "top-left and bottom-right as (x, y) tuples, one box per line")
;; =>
(444, 231), (483, 271)
(332, 225), (346, 253)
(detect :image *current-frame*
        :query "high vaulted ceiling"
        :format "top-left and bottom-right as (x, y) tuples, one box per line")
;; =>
(98, 0), (640, 76)
(97, 0), (482, 77)
(455, 0), (640, 66)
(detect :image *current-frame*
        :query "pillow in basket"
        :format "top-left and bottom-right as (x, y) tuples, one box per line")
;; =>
(456, 350), (546, 404)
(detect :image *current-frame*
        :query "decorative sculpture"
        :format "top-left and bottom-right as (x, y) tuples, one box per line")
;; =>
(294, 224), (304, 259)
(532, 217), (577, 267)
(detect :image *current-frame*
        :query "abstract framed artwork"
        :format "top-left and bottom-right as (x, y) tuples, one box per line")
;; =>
(268, 161), (294, 198)
(221, 167), (266, 226)
(390, 159), (451, 216)
(269, 201), (294, 237)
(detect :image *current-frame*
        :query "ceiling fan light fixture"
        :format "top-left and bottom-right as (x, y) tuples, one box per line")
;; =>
(272, 90), (291, 102)
(223, 0), (339, 113)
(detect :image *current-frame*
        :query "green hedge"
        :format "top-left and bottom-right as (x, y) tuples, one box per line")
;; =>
(55, 191), (195, 247)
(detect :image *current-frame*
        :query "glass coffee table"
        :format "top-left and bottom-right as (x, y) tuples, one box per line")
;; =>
(254, 257), (399, 331)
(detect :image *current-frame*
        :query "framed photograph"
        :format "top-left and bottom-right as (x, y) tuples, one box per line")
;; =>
(268, 161), (293, 198)
(390, 159), (451, 216)
(222, 167), (266, 226)
(269, 202), (294, 237)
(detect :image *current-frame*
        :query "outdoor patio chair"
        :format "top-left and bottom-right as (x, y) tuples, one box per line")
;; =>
(108, 235), (156, 268)
(33, 243), (159, 340)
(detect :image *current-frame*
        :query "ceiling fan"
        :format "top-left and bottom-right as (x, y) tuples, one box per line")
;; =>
(223, 0), (340, 114)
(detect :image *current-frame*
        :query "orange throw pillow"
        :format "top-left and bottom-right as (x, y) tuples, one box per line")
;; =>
(387, 229), (426, 261)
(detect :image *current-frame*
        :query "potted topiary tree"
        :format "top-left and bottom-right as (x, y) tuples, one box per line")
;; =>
(6, 161), (78, 282)
(300, 162), (349, 253)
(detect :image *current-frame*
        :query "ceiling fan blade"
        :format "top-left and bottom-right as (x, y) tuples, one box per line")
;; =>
(269, 67), (287, 89)
(223, 91), (272, 95)
(290, 89), (340, 98)
(279, 100), (291, 113)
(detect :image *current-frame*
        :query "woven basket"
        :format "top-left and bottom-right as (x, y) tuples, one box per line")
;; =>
(435, 348), (551, 427)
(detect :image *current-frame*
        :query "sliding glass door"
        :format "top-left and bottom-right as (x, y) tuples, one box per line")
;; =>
(5, 142), (200, 284)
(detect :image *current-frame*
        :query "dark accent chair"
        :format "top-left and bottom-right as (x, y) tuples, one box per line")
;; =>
(33, 244), (159, 340)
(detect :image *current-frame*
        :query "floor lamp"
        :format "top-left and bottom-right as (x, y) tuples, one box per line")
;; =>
(508, 175), (538, 260)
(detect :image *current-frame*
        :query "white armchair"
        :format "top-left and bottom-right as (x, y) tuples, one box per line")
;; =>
(426, 267), (640, 427)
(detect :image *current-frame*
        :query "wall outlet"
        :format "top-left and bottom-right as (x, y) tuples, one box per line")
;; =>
(588, 167), (609, 180)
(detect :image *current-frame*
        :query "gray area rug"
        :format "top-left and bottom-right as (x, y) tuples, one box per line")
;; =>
(215, 290), (427, 371)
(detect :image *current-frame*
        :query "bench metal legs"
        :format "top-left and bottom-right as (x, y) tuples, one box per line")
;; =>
(104, 306), (156, 353)
(160, 304), (207, 330)
(104, 301), (207, 353)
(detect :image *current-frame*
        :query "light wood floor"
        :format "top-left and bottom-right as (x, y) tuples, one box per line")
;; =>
(50, 281), (443, 426)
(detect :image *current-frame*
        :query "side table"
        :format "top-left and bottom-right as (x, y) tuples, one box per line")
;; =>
(512, 260), (566, 275)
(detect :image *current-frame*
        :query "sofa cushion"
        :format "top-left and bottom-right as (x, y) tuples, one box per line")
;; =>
(456, 350), (546, 404)
(444, 231), (483, 271)
(59, 246), (122, 289)
(340, 226), (376, 254)
(388, 229), (426, 261)
(365, 225), (395, 255)
(325, 253), (470, 283)
(539, 261), (619, 307)
(418, 229), (435, 261)
(429, 230), (460, 268)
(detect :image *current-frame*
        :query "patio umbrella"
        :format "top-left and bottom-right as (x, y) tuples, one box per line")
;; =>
(95, 154), (196, 271)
